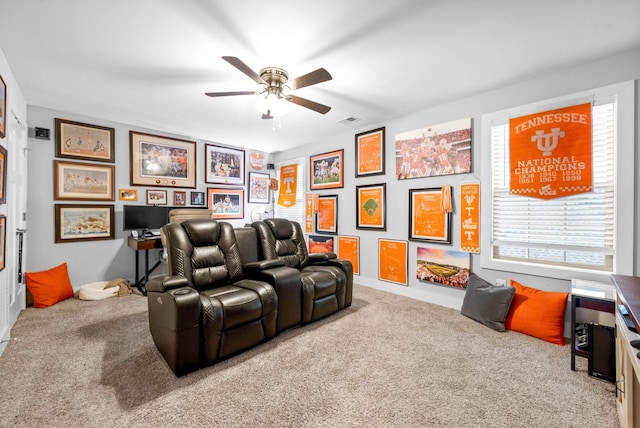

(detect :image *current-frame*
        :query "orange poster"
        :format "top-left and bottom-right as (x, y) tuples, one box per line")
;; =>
(316, 195), (337, 233)
(410, 188), (449, 243)
(277, 163), (297, 207)
(509, 102), (592, 199)
(460, 183), (480, 253)
(357, 184), (386, 229)
(379, 239), (408, 286)
(305, 193), (314, 233)
(338, 236), (360, 275)
(356, 128), (385, 176)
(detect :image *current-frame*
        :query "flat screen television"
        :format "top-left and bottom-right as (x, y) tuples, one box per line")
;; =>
(123, 205), (170, 234)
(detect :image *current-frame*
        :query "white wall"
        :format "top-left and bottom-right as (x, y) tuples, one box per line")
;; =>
(272, 47), (640, 310)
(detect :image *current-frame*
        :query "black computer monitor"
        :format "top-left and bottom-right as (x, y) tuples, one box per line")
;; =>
(122, 205), (169, 233)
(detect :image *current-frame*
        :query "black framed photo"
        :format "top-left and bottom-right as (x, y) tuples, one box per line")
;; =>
(408, 187), (452, 244)
(355, 127), (385, 177)
(190, 191), (206, 206)
(205, 143), (245, 186)
(316, 194), (338, 234)
(356, 183), (386, 230)
(248, 171), (270, 204)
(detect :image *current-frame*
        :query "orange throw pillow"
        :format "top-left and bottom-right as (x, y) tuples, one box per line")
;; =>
(25, 263), (74, 308)
(505, 280), (569, 345)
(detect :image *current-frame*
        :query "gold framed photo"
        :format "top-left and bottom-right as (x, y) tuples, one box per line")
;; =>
(130, 131), (197, 188)
(55, 118), (115, 163)
(53, 160), (115, 201)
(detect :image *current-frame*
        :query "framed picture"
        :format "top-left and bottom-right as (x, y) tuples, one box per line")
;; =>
(409, 187), (452, 244)
(416, 247), (470, 288)
(204, 143), (245, 186)
(0, 74), (6, 139)
(55, 118), (115, 163)
(0, 215), (5, 271)
(355, 127), (385, 177)
(119, 188), (138, 201)
(308, 234), (335, 253)
(53, 160), (115, 201)
(208, 187), (244, 219)
(395, 117), (472, 180)
(316, 194), (338, 234)
(338, 235), (360, 275)
(174, 191), (187, 206)
(54, 204), (115, 243)
(248, 171), (270, 204)
(356, 183), (386, 230)
(146, 189), (167, 205)
(130, 131), (197, 188)
(378, 239), (408, 286)
(190, 191), (206, 206)
(310, 149), (344, 190)
(0, 144), (6, 204)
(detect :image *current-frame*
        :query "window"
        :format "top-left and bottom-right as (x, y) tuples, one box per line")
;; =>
(273, 157), (305, 225)
(481, 81), (635, 280)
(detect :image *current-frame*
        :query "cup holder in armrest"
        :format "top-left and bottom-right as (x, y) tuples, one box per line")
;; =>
(173, 288), (193, 296)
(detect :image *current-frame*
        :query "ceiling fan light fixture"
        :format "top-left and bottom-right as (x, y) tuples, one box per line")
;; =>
(256, 92), (291, 117)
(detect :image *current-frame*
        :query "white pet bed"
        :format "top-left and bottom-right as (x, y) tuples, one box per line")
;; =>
(78, 281), (119, 301)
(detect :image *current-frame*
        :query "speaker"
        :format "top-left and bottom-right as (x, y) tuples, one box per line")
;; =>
(588, 323), (615, 383)
(267, 163), (274, 170)
(34, 127), (50, 140)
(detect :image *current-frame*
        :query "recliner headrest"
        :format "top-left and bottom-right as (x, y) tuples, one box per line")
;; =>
(181, 219), (221, 247)
(265, 218), (293, 240)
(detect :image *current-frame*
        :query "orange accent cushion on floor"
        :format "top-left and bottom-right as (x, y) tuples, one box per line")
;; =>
(505, 279), (569, 345)
(25, 262), (74, 308)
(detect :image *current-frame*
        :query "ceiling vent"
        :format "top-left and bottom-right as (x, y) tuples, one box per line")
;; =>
(338, 116), (361, 125)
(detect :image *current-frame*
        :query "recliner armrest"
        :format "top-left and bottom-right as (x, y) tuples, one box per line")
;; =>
(308, 252), (337, 263)
(244, 259), (285, 275)
(146, 275), (191, 293)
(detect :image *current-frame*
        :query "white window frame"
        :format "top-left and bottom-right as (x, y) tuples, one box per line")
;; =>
(480, 81), (635, 282)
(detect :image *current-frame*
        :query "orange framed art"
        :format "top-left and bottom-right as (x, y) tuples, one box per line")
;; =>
(378, 238), (408, 286)
(315, 194), (338, 234)
(208, 187), (244, 219)
(408, 187), (452, 244)
(355, 127), (385, 177)
(338, 235), (360, 275)
(356, 183), (386, 230)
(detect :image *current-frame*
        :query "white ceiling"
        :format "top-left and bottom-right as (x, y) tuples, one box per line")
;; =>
(1, 0), (639, 153)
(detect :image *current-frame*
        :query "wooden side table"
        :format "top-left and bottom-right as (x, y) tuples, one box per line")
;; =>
(128, 236), (163, 295)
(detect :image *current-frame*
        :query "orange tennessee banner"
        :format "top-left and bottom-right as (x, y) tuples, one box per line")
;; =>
(460, 183), (480, 253)
(509, 102), (592, 199)
(277, 164), (297, 207)
(305, 193), (314, 233)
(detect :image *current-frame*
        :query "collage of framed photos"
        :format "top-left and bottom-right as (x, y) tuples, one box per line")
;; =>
(307, 118), (474, 290)
(51, 117), (272, 244)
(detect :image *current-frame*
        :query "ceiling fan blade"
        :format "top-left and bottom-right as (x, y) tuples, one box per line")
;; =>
(205, 90), (258, 97)
(222, 56), (265, 84)
(289, 68), (332, 90)
(287, 95), (331, 114)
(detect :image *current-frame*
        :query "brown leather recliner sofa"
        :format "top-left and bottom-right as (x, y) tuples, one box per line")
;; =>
(147, 218), (353, 376)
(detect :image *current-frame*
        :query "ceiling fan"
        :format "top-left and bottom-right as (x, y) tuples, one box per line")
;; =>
(205, 56), (332, 119)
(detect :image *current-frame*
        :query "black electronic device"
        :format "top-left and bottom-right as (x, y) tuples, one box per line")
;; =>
(588, 323), (615, 383)
(123, 205), (170, 235)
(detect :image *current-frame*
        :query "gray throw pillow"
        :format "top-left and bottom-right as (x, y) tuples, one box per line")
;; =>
(461, 273), (516, 332)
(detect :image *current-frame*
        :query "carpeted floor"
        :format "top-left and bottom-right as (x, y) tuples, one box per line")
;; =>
(0, 284), (618, 428)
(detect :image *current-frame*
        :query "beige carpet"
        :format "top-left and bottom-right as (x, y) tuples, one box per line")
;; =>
(0, 284), (618, 428)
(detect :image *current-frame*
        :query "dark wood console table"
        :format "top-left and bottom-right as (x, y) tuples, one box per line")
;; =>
(611, 274), (640, 427)
(128, 236), (163, 296)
